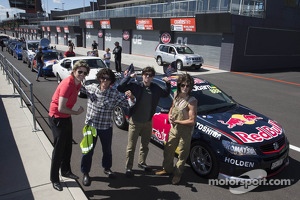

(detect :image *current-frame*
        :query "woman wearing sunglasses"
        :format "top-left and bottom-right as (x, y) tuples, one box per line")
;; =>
(48, 60), (90, 191)
(155, 73), (197, 185)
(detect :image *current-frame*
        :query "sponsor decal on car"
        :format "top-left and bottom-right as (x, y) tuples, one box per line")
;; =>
(224, 157), (255, 168)
(233, 120), (283, 143)
(195, 122), (222, 140)
(218, 113), (263, 129)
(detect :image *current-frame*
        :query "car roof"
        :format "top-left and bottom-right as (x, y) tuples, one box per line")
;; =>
(62, 56), (103, 60)
(159, 43), (188, 48)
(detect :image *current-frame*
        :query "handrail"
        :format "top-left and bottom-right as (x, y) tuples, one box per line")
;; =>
(0, 53), (38, 131)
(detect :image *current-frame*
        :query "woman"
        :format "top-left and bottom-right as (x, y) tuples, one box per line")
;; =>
(48, 60), (89, 191)
(155, 73), (197, 185)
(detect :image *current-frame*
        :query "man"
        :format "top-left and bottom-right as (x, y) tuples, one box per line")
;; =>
(80, 68), (134, 186)
(48, 60), (89, 191)
(34, 46), (44, 81)
(117, 66), (171, 177)
(64, 46), (76, 57)
(112, 41), (122, 72)
(91, 40), (98, 50)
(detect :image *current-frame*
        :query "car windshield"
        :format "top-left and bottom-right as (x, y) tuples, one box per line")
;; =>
(16, 44), (22, 49)
(72, 59), (106, 69)
(176, 46), (194, 54)
(43, 52), (58, 60)
(28, 42), (39, 50)
(158, 83), (237, 114)
(190, 84), (237, 114)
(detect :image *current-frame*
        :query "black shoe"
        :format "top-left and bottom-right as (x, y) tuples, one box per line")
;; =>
(104, 169), (116, 178)
(138, 163), (152, 172)
(82, 173), (91, 186)
(62, 171), (79, 179)
(125, 169), (134, 178)
(52, 182), (63, 191)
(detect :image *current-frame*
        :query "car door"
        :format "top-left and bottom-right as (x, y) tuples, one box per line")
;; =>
(165, 46), (176, 64)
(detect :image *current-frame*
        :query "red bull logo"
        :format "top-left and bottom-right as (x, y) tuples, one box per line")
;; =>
(218, 113), (263, 129)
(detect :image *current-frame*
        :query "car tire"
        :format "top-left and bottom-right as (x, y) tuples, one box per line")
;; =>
(113, 105), (128, 130)
(195, 64), (201, 70)
(176, 60), (183, 71)
(189, 141), (219, 179)
(156, 57), (163, 66)
(57, 74), (62, 84)
(27, 59), (31, 68)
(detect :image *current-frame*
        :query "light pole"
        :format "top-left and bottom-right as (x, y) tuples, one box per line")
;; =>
(62, 3), (65, 10)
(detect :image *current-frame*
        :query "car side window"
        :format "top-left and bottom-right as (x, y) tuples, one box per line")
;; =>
(160, 45), (168, 53)
(63, 60), (72, 69)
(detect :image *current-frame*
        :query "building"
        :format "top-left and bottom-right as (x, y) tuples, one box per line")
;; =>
(5, 0), (300, 71)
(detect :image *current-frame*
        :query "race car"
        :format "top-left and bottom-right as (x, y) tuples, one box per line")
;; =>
(31, 50), (59, 77)
(113, 73), (289, 180)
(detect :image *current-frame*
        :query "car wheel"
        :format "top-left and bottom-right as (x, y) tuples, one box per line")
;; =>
(113, 105), (128, 130)
(57, 74), (62, 84)
(156, 57), (163, 66)
(195, 64), (201, 70)
(189, 141), (219, 178)
(176, 60), (183, 70)
(27, 59), (31, 68)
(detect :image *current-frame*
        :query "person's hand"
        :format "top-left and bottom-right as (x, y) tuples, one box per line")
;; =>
(76, 106), (84, 115)
(162, 77), (170, 83)
(130, 73), (137, 78)
(125, 90), (134, 100)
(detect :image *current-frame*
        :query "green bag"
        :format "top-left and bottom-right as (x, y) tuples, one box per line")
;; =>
(80, 125), (97, 154)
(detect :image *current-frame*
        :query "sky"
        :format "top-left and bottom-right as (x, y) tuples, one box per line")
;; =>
(0, 0), (90, 21)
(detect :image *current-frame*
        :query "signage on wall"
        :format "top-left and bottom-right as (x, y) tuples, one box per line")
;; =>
(42, 26), (45, 31)
(123, 31), (130, 40)
(64, 26), (69, 33)
(85, 20), (94, 29)
(56, 26), (61, 32)
(136, 19), (153, 30)
(100, 20), (111, 29)
(160, 32), (171, 44)
(98, 30), (103, 38)
(47, 27), (50, 32)
(170, 18), (196, 32)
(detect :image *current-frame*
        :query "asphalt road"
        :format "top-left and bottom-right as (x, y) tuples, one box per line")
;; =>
(2, 49), (300, 200)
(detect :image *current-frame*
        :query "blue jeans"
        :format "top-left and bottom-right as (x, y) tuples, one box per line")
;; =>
(37, 62), (44, 78)
(81, 127), (113, 173)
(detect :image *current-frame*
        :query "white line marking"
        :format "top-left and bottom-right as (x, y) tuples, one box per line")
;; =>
(290, 145), (300, 152)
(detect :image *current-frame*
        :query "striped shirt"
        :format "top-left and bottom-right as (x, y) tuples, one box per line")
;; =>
(82, 83), (130, 130)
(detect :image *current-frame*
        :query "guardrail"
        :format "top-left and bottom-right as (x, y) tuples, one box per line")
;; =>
(0, 53), (38, 131)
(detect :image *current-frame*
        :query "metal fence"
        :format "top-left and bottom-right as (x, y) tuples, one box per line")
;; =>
(0, 53), (38, 131)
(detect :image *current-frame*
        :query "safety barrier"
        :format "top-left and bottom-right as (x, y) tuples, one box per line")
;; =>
(0, 53), (38, 131)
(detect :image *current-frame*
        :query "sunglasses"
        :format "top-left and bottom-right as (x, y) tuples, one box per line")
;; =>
(100, 76), (111, 81)
(181, 84), (190, 88)
(78, 70), (88, 75)
(143, 73), (154, 77)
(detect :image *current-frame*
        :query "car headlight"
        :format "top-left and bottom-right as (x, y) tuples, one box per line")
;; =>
(222, 140), (257, 156)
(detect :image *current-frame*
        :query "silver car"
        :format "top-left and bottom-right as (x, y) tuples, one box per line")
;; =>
(154, 43), (204, 70)
(21, 40), (39, 67)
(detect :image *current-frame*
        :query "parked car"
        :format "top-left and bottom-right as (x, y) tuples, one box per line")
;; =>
(52, 56), (108, 97)
(7, 41), (17, 55)
(21, 40), (39, 67)
(31, 50), (59, 77)
(154, 43), (204, 70)
(13, 42), (24, 60)
(113, 73), (289, 180)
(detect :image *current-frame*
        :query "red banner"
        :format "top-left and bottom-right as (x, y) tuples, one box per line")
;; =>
(170, 18), (196, 32)
(136, 19), (153, 30)
(85, 20), (94, 29)
(100, 20), (111, 29)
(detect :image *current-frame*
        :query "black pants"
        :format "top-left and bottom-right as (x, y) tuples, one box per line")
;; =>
(49, 116), (73, 183)
(115, 59), (122, 72)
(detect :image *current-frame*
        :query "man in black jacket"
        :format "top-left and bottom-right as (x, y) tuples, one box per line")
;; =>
(117, 66), (171, 177)
(112, 41), (122, 72)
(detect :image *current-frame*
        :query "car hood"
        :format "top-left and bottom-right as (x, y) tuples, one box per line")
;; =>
(85, 68), (101, 81)
(198, 105), (284, 145)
